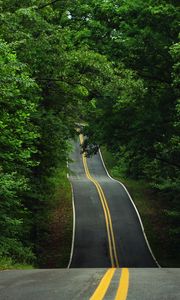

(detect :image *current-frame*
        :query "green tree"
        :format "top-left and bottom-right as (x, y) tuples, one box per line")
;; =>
(0, 39), (39, 263)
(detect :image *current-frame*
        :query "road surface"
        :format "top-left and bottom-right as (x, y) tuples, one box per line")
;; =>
(0, 268), (179, 300)
(1, 137), (179, 300)
(69, 137), (157, 268)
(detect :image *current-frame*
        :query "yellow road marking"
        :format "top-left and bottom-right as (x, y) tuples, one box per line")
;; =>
(94, 181), (119, 267)
(79, 134), (119, 268)
(90, 269), (116, 300)
(90, 268), (129, 300)
(79, 134), (129, 300)
(82, 152), (114, 266)
(115, 268), (129, 300)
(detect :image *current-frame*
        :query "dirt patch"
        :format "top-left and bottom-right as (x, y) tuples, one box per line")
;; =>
(45, 201), (72, 268)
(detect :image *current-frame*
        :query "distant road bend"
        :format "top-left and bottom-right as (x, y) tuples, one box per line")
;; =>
(68, 135), (158, 268)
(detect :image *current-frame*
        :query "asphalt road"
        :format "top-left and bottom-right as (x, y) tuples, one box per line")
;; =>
(0, 268), (179, 300)
(0, 138), (179, 300)
(69, 139), (157, 268)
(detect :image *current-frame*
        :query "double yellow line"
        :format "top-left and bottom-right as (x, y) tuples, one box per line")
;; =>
(79, 134), (129, 300)
(90, 268), (129, 300)
(79, 134), (119, 268)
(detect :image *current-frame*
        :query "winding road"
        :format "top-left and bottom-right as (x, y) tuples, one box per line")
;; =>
(69, 136), (157, 268)
(0, 136), (179, 300)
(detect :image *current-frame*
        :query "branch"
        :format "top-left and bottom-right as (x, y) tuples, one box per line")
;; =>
(35, 77), (91, 92)
(38, 0), (61, 9)
(141, 148), (180, 169)
(36, 78), (64, 82)
(155, 156), (180, 169)
(135, 70), (171, 85)
(35, 77), (82, 86)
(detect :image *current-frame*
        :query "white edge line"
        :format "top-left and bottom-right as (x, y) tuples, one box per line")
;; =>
(67, 162), (76, 269)
(99, 149), (160, 268)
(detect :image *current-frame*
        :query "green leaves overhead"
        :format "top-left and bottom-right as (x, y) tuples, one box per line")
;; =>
(70, 0), (180, 187)
(0, 0), (179, 266)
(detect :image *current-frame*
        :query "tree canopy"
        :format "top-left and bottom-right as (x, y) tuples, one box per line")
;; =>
(0, 0), (179, 266)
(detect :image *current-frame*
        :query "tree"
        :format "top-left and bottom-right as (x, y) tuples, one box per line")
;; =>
(0, 39), (39, 263)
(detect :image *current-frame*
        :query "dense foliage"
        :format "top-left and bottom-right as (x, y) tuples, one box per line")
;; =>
(0, 39), (39, 263)
(72, 1), (180, 189)
(0, 0), (179, 266)
(0, 0), (118, 266)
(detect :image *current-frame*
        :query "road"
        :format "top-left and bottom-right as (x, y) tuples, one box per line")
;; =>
(0, 137), (179, 300)
(69, 136), (157, 268)
(0, 268), (179, 300)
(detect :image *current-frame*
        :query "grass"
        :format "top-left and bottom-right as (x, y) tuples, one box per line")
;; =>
(101, 147), (180, 267)
(0, 257), (34, 270)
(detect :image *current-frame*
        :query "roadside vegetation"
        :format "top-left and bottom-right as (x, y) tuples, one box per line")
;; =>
(0, 0), (179, 268)
(34, 165), (72, 268)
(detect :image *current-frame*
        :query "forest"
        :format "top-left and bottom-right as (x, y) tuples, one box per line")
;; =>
(0, 0), (179, 268)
